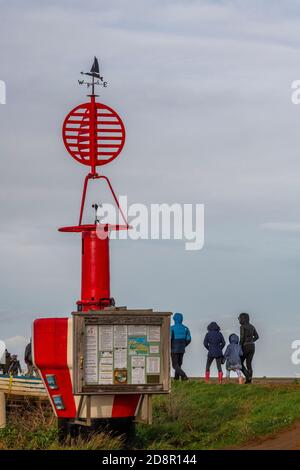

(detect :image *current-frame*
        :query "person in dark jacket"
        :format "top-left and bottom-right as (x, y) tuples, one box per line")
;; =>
(24, 341), (35, 376)
(224, 334), (244, 384)
(170, 312), (191, 380)
(8, 354), (22, 376)
(0, 352), (4, 375)
(2, 349), (11, 375)
(204, 322), (225, 384)
(238, 312), (259, 384)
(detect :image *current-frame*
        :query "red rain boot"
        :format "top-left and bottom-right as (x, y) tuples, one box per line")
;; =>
(218, 371), (223, 384)
(205, 371), (210, 383)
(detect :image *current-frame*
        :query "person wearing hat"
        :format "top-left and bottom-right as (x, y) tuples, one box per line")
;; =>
(170, 312), (191, 380)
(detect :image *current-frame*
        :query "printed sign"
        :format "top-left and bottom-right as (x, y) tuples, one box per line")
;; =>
(84, 324), (162, 385)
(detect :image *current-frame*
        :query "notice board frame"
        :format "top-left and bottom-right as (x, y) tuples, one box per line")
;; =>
(72, 309), (171, 395)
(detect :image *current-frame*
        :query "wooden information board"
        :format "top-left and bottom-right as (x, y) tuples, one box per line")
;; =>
(72, 309), (171, 395)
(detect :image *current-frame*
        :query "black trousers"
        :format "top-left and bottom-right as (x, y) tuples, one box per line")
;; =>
(206, 356), (223, 373)
(171, 352), (187, 380)
(241, 343), (255, 382)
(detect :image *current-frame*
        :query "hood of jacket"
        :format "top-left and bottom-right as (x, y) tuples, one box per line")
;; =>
(238, 312), (250, 325)
(229, 333), (239, 344)
(207, 322), (220, 332)
(173, 312), (183, 324)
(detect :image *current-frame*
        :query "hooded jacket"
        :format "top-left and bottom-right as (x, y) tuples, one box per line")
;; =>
(24, 343), (32, 364)
(171, 312), (191, 354)
(203, 322), (225, 358)
(224, 334), (243, 370)
(8, 356), (21, 376)
(238, 313), (259, 346)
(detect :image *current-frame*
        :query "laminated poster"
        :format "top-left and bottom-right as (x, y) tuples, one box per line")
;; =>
(132, 366), (145, 384)
(149, 345), (159, 354)
(128, 325), (147, 336)
(131, 356), (145, 368)
(128, 335), (149, 355)
(99, 325), (113, 351)
(148, 326), (161, 342)
(85, 326), (98, 383)
(114, 348), (127, 369)
(113, 325), (127, 348)
(146, 356), (160, 374)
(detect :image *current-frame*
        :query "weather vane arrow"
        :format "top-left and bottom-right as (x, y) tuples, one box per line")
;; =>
(78, 57), (108, 96)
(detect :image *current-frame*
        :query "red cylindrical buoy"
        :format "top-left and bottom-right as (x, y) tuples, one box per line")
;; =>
(80, 228), (110, 311)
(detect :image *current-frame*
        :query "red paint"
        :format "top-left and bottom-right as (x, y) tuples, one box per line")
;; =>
(112, 394), (141, 418)
(76, 173), (129, 227)
(33, 318), (76, 418)
(33, 61), (141, 422)
(60, 89), (130, 312)
(80, 229), (110, 311)
(62, 97), (126, 175)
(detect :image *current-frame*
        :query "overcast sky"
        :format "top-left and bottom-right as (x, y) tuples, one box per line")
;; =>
(1, 0), (300, 376)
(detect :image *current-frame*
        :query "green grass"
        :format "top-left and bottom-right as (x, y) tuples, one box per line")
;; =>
(0, 401), (122, 450)
(135, 381), (300, 449)
(1, 382), (300, 449)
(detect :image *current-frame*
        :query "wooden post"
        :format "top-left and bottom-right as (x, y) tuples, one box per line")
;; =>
(147, 394), (153, 425)
(0, 392), (6, 428)
(86, 395), (91, 426)
(136, 394), (152, 424)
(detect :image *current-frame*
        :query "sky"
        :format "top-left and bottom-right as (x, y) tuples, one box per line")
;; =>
(1, 0), (300, 376)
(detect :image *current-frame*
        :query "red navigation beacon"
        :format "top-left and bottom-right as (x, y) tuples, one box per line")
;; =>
(33, 59), (140, 426)
(33, 59), (171, 435)
(61, 57), (128, 311)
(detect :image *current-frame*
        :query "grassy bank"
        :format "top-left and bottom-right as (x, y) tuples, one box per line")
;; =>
(137, 381), (300, 449)
(1, 381), (300, 449)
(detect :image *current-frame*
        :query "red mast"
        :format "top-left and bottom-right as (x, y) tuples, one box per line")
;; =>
(60, 57), (128, 311)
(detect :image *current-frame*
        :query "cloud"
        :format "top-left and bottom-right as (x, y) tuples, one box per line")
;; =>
(0, 0), (300, 376)
(260, 222), (300, 232)
(4, 335), (28, 368)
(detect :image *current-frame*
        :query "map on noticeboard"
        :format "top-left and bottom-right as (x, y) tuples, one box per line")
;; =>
(84, 324), (161, 386)
(128, 336), (148, 355)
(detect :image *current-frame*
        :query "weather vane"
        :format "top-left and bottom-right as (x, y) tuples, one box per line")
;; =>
(78, 56), (108, 96)
(62, 57), (127, 227)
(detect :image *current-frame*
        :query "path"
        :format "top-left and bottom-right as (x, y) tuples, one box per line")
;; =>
(240, 422), (300, 450)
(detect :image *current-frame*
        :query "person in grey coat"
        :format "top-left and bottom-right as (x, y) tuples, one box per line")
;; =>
(224, 334), (244, 384)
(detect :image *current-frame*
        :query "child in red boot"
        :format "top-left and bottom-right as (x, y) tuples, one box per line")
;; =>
(203, 322), (225, 384)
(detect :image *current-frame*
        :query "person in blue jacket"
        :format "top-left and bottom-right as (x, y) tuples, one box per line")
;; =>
(170, 312), (191, 380)
(204, 322), (225, 384)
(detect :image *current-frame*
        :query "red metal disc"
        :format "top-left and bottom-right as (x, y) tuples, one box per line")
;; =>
(58, 224), (131, 232)
(62, 101), (126, 168)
